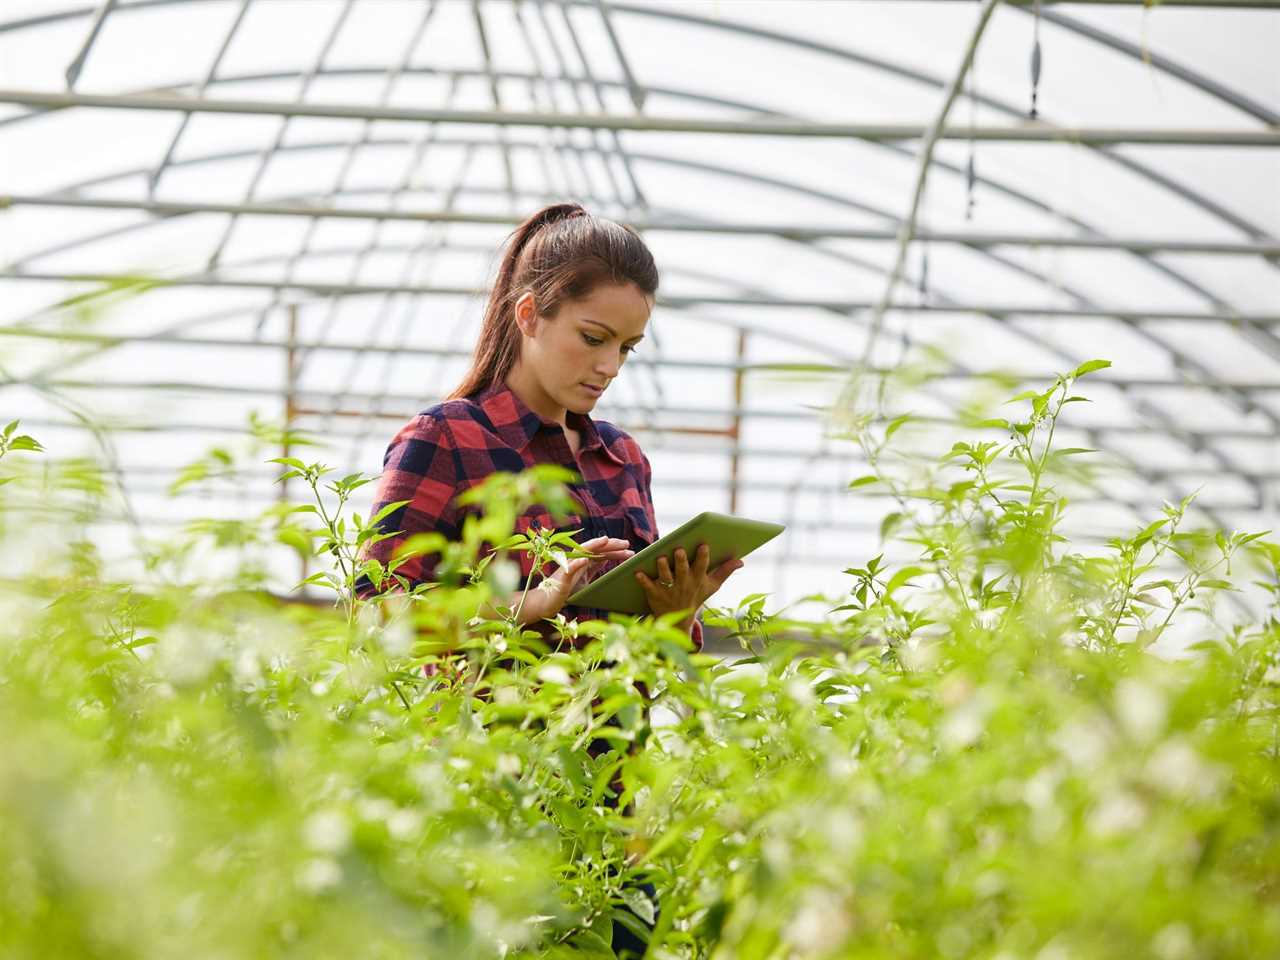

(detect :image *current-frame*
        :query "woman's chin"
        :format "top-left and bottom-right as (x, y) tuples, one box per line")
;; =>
(566, 388), (601, 412)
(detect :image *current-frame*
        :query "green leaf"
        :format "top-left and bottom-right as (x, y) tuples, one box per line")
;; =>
(569, 929), (615, 958)
(1072, 358), (1112, 378)
(1198, 579), (1237, 591)
(849, 475), (879, 489)
(6, 435), (43, 453)
(620, 886), (656, 926)
(368, 499), (412, 528)
(885, 565), (928, 594)
(267, 456), (308, 470)
(1005, 390), (1040, 404)
(276, 526), (315, 558)
(880, 511), (904, 541)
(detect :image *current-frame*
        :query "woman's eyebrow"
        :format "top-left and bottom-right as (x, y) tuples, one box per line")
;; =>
(583, 318), (644, 342)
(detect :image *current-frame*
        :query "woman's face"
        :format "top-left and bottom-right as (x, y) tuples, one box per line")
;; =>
(513, 281), (652, 419)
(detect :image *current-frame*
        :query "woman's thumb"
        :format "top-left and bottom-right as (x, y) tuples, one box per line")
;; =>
(555, 555), (590, 590)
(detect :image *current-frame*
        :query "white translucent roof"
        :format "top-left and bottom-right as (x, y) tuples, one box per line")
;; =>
(1, 0), (1277, 615)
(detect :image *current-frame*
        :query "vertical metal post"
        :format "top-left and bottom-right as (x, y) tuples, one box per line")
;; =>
(282, 303), (306, 582)
(728, 328), (747, 514)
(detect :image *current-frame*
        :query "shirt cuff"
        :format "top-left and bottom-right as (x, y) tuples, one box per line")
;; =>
(689, 611), (704, 651)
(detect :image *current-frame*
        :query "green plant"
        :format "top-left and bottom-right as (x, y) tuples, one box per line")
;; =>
(2, 360), (1278, 960)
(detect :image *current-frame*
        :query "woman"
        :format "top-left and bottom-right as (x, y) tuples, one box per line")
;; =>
(355, 202), (743, 956)
(356, 201), (743, 646)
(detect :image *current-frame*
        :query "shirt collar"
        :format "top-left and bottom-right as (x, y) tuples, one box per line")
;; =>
(475, 379), (625, 466)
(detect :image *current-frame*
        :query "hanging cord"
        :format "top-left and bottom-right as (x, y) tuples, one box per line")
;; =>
(966, 47), (977, 221)
(918, 179), (930, 302)
(1030, 0), (1043, 119)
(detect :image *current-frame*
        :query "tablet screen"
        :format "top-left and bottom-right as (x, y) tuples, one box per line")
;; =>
(567, 511), (784, 614)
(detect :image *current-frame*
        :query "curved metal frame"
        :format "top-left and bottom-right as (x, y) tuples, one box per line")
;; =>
(0, 0), (1276, 571)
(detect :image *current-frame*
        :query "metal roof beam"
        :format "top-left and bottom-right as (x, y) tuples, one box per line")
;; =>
(14, 411), (1275, 444)
(7, 458), (1262, 515)
(7, 375), (1278, 406)
(0, 87), (1276, 146)
(8, 324), (1280, 393)
(5, 270), (1276, 326)
(7, 193), (1277, 257)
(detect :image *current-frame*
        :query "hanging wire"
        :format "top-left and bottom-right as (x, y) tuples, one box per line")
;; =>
(1030, 0), (1043, 120)
(965, 44), (977, 221)
(918, 179), (930, 301)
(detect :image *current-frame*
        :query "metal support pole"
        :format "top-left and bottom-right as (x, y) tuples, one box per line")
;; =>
(2, 87), (1276, 146)
(729, 329), (747, 515)
(7, 193), (1278, 256)
(282, 303), (306, 583)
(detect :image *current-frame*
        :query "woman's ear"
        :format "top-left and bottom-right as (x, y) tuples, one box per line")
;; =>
(514, 291), (538, 337)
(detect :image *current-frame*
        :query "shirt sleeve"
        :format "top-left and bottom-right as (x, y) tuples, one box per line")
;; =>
(638, 451), (705, 652)
(355, 414), (462, 600)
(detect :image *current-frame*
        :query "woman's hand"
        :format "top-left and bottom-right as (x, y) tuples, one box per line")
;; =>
(634, 543), (744, 630)
(514, 535), (634, 625)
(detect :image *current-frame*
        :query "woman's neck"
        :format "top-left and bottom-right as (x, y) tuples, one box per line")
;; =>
(504, 365), (567, 429)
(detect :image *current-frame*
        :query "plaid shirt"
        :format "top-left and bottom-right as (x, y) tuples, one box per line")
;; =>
(355, 379), (704, 650)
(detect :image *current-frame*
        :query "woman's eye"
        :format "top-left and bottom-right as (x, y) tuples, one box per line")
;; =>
(582, 332), (635, 355)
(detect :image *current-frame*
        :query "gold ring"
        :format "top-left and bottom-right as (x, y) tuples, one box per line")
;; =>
(660, 580), (675, 588)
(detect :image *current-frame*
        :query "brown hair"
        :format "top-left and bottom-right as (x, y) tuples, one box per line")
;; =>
(445, 202), (660, 401)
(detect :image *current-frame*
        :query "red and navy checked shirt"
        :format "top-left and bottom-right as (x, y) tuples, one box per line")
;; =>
(355, 379), (704, 650)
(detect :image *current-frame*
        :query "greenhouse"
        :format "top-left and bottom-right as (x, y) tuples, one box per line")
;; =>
(1, 1), (1278, 957)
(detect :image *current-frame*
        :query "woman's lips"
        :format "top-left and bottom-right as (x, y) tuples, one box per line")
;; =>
(581, 384), (604, 397)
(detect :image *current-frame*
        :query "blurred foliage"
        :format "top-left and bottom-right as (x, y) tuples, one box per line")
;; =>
(1, 357), (1278, 960)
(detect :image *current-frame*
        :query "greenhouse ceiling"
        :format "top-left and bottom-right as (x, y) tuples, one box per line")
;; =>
(0, 0), (1277, 612)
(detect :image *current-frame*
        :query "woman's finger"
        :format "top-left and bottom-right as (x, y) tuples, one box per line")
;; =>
(656, 555), (672, 582)
(581, 537), (630, 556)
(709, 558), (744, 588)
(692, 543), (710, 577)
(674, 547), (690, 581)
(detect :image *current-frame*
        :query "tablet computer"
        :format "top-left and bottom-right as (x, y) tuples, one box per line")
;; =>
(567, 511), (784, 614)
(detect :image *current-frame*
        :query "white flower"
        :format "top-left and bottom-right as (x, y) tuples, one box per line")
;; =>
(941, 695), (990, 750)
(296, 857), (342, 893)
(782, 888), (850, 954)
(303, 809), (351, 854)
(1088, 790), (1145, 837)
(784, 676), (816, 707)
(537, 663), (571, 686)
(379, 617), (414, 657)
(488, 558), (520, 596)
(357, 797), (395, 823)
(233, 648), (260, 684)
(1114, 678), (1167, 743)
(1036, 939), (1072, 960)
(153, 624), (222, 685)
(1053, 714), (1113, 770)
(1145, 738), (1221, 799)
(1152, 923), (1194, 960)
(387, 808), (423, 841)
(1023, 767), (1060, 810)
(823, 810), (863, 857)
